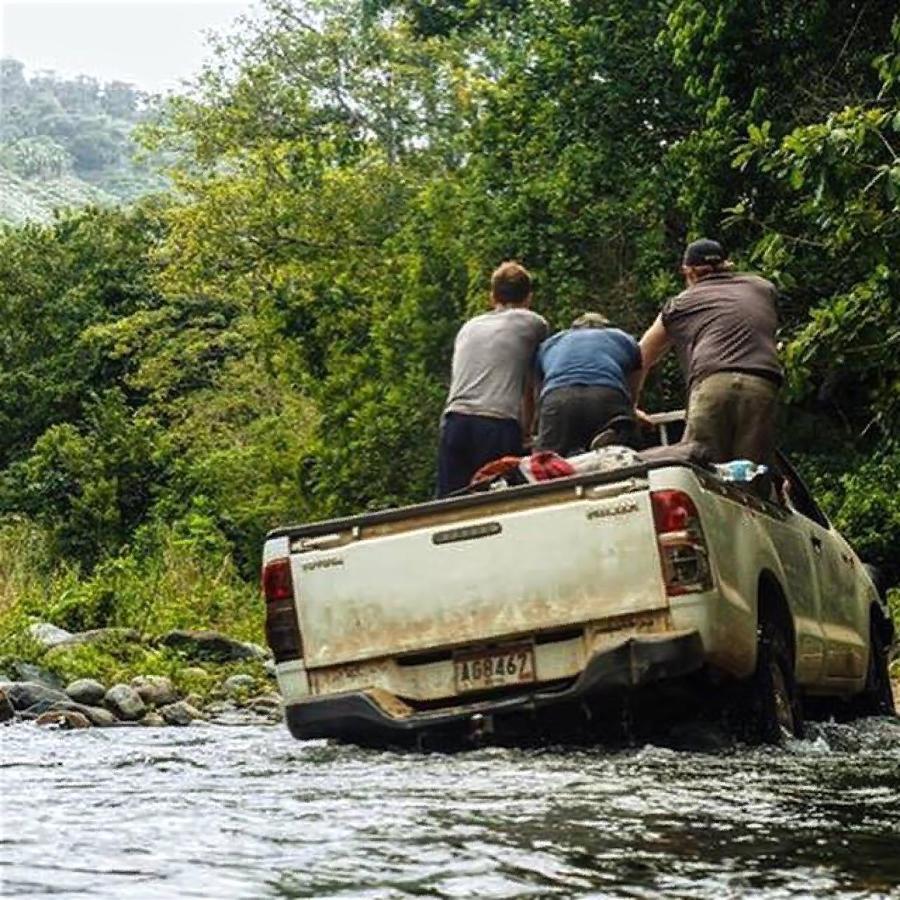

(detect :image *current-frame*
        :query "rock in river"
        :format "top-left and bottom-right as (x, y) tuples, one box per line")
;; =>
(66, 678), (107, 706)
(36, 710), (91, 730)
(139, 711), (166, 727)
(248, 694), (283, 722)
(50, 700), (118, 727)
(1, 681), (68, 713)
(104, 684), (146, 721)
(131, 675), (178, 707)
(0, 688), (14, 723)
(159, 629), (269, 663)
(159, 700), (203, 726)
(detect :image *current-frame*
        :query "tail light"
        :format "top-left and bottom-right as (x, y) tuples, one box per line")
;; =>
(263, 558), (303, 662)
(651, 490), (712, 596)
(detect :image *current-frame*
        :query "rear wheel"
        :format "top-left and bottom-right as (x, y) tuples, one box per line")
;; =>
(745, 619), (804, 744)
(853, 617), (895, 717)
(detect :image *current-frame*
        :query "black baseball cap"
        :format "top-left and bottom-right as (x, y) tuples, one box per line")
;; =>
(683, 238), (725, 266)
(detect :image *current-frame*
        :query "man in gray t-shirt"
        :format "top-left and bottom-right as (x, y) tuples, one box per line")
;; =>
(438, 261), (548, 496)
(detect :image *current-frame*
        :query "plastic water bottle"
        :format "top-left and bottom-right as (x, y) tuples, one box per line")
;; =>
(713, 459), (768, 482)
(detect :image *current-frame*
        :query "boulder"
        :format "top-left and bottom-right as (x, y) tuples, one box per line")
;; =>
(131, 675), (178, 707)
(0, 688), (14, 724)
(50, 627), (141, 652)
(248, 693), (281, 707)
(158, 630), (268, 663)
(36, 710), (91, 730)
(248, 694), (283, 720)
(66, 678), (107, 706)
(50, 700), (118, 727)
(159, 700), (202, 726)
(139, 711), (166, 727)
(9, 662), (64, 690)
(104, 684), (146, 721)
(1, 681), (68, 712)
(223, 673), (256, 697)
(27, 622), (73, 648)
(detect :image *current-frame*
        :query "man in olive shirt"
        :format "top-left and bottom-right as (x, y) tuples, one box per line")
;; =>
(637, 239), (781, 464)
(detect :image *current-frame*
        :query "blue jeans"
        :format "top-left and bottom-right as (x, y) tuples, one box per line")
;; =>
(437, 413), (523, 497)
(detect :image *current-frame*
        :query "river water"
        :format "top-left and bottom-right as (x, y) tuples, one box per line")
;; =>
(2, 718), (899, 899)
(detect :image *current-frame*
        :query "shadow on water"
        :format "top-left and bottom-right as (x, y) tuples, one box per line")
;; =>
(1, 716), (899, 898)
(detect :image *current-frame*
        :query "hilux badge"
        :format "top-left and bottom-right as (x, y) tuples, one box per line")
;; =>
(586, 499), (638, 521)
(301, 555), (344, 572)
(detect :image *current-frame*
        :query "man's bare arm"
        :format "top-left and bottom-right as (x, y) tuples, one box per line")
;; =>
(634, 315), (671, 407)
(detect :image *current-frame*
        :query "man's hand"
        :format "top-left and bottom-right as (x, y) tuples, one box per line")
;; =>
(634, 408), (656, 428)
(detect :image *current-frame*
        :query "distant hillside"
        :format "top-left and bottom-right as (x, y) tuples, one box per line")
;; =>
(0, 58), (165, 224)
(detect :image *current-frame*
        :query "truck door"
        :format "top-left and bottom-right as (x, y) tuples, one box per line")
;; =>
(768, 464), (825, 685)
(817, 529), (868, 681)
(780, 460), (865, 682)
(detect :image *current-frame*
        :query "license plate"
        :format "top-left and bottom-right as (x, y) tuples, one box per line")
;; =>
(454, 643), (535, 693)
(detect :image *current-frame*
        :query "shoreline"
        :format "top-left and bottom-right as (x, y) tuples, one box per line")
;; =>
(0, 624), (281, 730)
(4, 622), (900, 732)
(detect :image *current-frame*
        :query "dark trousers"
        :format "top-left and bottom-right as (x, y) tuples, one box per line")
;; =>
(536, 385), (634, 457)
(437, 412), (523, 497)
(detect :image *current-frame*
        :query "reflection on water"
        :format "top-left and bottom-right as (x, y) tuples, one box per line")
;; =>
(2, 718), (899, 898)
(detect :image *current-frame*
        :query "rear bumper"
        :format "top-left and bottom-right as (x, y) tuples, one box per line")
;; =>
(285, 631), (705, 746)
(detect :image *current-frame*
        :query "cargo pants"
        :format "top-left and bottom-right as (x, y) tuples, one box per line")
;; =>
(683, 371), (779, 465)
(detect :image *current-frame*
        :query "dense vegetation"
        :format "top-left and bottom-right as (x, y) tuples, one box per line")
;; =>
(1, 0), (898, 668)
(0, 59), (165, 223)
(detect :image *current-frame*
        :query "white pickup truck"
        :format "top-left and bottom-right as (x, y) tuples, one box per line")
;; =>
(262, 413), (895, 748)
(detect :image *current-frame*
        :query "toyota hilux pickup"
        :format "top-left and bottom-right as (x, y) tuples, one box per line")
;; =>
(262, 412), (895, 748)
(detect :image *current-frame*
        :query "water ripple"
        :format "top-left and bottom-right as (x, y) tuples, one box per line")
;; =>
(1, 719), (899, 898)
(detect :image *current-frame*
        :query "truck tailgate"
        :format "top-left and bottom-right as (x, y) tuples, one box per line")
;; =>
(292, 485), (667, 668)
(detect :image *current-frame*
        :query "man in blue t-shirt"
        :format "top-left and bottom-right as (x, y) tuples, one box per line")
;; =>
(535, 313), (642, 456)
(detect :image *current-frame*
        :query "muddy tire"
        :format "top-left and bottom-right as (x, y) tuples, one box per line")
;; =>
(745, 619), (804, 744)
(853, 617), (895, 718)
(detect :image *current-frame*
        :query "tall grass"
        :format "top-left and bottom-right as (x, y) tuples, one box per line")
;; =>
(0, 514), (263, 665)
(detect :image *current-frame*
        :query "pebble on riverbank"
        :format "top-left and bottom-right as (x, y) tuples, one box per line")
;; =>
(104, 684), (146, 721)
(223, 673), (256, 698)
(66, 678), (106, 706)
(3, 622), (282, 730)
(0, 688), (14, 723)
(36, 710), (91, 730)
(131, 675), (178, 707)
(159, 700), (203, 726)
(140, 711), (166, 727)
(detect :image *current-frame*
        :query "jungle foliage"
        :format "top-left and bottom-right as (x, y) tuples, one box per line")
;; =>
(0, 0), (898, 650)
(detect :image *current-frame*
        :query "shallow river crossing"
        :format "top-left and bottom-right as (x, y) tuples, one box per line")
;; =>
(2, 717), (899, 898)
